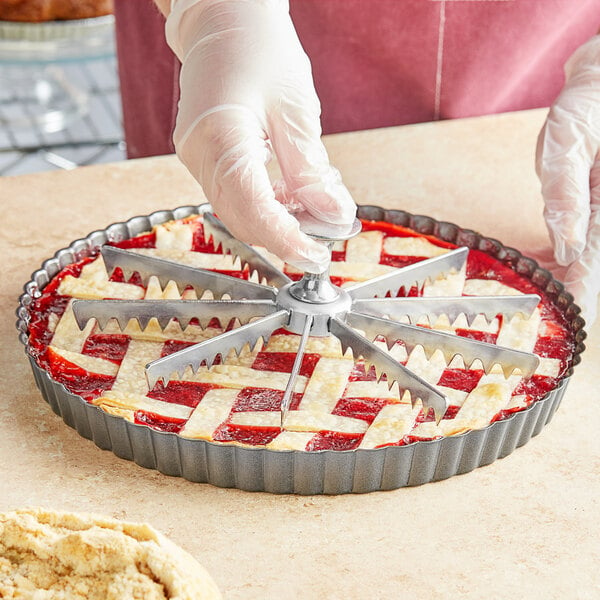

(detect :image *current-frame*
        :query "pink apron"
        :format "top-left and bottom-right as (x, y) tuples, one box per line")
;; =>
(114, 0), (600, 158)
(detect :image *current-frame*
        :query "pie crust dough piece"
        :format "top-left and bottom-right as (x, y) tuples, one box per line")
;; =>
(230, 410), (368, 434)
(495, 309), (542, 354)
(93, 392), (193, 421)
(328, 261), (396, 281)
(110, 340), (165, 396)
(267, 430), (315, 450)
(297, 357), (355, 414)
(264, 334), (344, 358)
(0, 508), (221, 600)
(192, 364), (308, 392)
(535, 357), (561, 378)
(344, 380), (401, 401)
(287, 260), (395, 281)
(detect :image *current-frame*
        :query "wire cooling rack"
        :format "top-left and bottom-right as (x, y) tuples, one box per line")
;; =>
(0, 55), (125, 176)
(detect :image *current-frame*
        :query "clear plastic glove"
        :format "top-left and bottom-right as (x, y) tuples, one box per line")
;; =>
(536, 34), (600, 326)
(165, 0), (356, 273)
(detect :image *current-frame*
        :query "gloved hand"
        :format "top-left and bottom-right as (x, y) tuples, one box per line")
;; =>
(165, 0), (356, 273)
(536, 34), (600, 326)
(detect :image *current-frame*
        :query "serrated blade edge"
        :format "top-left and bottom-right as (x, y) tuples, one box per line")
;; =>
(101, 246), (276, 301)
(352, 294), (540, 325)
(329, 317), (447, 422)
(72, 299), (277, 332)
(144, 309), (290, 388)
(346, 311), (540, 378)
(345, 247), (468, 300)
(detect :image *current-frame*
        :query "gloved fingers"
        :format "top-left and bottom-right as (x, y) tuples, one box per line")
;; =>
(175, 108), (331, 273)
(559, 159), (600, 326)
(224, 201), (332, 274)
(268, 92), (356, 227)
(562, 205), (600, 326)
(536, 104), (594, 266)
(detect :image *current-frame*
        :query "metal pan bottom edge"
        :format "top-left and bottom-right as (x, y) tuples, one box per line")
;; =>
(16, 204), (586, 495)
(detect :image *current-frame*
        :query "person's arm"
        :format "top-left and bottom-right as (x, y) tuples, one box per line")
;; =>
(153, 0), (356, 273)
(536, 34), (600, 325)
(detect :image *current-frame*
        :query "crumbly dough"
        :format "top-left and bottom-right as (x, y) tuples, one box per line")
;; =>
(0, 508), (221, 599)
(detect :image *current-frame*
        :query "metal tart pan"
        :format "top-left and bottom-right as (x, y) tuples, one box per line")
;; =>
(16, 204), (587, 494)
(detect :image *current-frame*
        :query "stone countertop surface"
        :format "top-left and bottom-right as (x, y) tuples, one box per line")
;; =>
(1, 108), (598, 599)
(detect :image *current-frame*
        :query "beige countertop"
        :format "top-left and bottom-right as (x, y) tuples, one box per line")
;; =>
(1, 109), (599, 599)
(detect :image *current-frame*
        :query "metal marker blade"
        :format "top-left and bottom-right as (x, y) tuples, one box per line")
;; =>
(145, 309), (290, 389)
(329, 317), (448, 422)
(352, 294), (541, 326)
(203, 212), (292, 288)
(345, 311), (540, 378)
(101, 246), (276, 301)
(345, 247), (468, 300)
(72, 298), (277, 331)
(280, 315), (313, 427)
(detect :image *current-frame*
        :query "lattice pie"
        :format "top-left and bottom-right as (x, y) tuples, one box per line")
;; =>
(26, 213), (576, 451)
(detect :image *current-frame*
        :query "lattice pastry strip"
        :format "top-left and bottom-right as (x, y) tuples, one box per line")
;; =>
(58, 266), (144, 301)
(155, 220), (194, 250)
(134, 248), (242, 272)
(187, 364), (309, 392)
(359, 403), (422, 449)
(93, 391), (193, 421)
(383, 236), (451, 258)
(50, 301), (96, 353)
(439, 374), (522, 436)
(180, 388), (240, 439)
(49, 345), (118, 377)
(108, 339), (164, 397)
(230, 411), (369, 435)
(345, 230), (384, 263)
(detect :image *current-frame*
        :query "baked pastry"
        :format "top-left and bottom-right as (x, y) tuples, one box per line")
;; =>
(25, 211), (577, 452)
(0, 508), (221, 599)
(0, 0), (113, 22)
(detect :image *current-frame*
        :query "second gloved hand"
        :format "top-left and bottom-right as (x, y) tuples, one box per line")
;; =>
(536, 34), (600, 326)
(166, 0), (356, 273)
